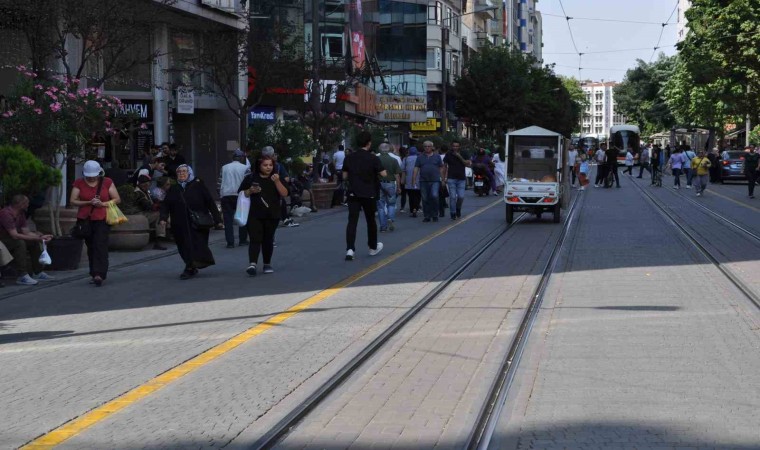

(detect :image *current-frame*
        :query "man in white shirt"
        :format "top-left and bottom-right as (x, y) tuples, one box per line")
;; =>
(333, 144), (347, 205)
(220, 149), (250, 248)
(567, 146), (579, 186)
(594, 144), (608, 187)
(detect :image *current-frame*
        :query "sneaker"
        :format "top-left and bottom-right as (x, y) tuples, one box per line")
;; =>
(238, 241), (248, 247)
(246, 263), (257, 276)
(432, 216), (438, 222)
(594, 184), (599, 188)
(579, 187), (585, 191)
(345, 249), (355, 261)
(369, 242), (384, 256)
(226, 244), (235, 249)
(686, 185), (692, 189)
(262, 264), (274, 274)
(399, 209), (406, 213)
(379, 227), (387, 233)
(422, 218), (431, 222)
(696, 193), (701, 197)
(17, 274), (38, 286)
(285, 220), (300, 227)
(751, 195), (755, 199)
(273, 240), (278, 247)
(33, 272), (55, 281)
(388, 220), (395, 231)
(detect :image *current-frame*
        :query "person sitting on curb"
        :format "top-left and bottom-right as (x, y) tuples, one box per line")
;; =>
(0, 195), (54, 286)
(134, 175), (168, 250)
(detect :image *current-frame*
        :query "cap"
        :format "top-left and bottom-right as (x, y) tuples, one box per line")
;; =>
(83, 160), (103, 177)
(137, 175), (152, 184)
(233, 148), (245, 157)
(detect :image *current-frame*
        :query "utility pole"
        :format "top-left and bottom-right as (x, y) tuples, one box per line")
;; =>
(440, 26), (448, 135)
(311, 0), (322, 182)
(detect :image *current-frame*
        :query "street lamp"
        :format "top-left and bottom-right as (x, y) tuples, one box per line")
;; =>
(440, 6), (499, 135)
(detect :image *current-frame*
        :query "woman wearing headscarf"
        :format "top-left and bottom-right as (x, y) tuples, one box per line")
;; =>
(403, 146), (421, 217)
(70, 160), (121, 286)
(493, 153), (506, 193)
(159, 165), (222, 279)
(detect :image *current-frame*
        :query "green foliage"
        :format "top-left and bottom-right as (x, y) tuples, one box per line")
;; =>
(561, 76), (588, 133)
(614, 55), (677, 135)
(750, 125), (760, 146)
(246, 119), (315, 162)
(0, 144), (61, 205)
(455, 46), (580, 138)
(116, 184), (142, 215)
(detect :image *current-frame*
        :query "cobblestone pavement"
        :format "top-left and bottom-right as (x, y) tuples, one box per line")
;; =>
(493, 173), (760, 449)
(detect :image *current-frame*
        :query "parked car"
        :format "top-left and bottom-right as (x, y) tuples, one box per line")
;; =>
(720, 151), (748, 183)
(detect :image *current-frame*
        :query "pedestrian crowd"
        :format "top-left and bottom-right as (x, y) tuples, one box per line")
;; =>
(0, 133), (496, 287)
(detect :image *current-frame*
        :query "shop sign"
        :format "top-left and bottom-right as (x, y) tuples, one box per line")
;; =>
(177, 87), (195, 114)
(376, 95), (426, 123)
(248, 106), (276, 123)
(411, 119), (439, 132)
(116, 100), (152, 121)
(355, 84), (377, 117)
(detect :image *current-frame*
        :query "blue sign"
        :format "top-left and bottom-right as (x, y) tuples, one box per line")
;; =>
(248, 107), (276, 123)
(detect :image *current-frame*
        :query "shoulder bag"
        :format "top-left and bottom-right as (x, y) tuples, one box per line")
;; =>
(180, 182), (215, 230)
(71, 177), (104, 239)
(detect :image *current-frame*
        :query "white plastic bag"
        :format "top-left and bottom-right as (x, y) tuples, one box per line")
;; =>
(233, 191), (250, 226)
(39, 241), (52, 266)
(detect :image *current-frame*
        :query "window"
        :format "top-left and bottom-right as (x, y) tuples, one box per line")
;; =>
(322, 33), (345, 61)
(427, 47), (441, 69)
(451, 54), (459, 79)
(428, 1), (443, 24)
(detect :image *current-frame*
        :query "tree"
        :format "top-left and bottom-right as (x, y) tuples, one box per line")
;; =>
(455, 46), (533, 137)
(614, 55), (677, 136)
(0, 0), (176, 87)
(560, 76), (589, 134)
(455, 46), (580, 137)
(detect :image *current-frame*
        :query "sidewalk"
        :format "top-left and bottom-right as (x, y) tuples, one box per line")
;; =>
(0, 206), (345, 300)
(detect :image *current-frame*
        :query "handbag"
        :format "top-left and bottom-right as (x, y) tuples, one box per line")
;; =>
(233, 191), (250, 226)
(71, 177), (104, 239)
(180, 183), (215, 230)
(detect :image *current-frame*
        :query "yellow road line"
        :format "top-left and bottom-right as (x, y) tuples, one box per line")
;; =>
(22, 199), (502, 449)
(708, 189), (760, 213)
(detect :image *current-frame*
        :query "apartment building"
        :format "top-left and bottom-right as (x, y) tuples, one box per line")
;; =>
(504, 0), (542, 61)
(580, 81), (626, 139)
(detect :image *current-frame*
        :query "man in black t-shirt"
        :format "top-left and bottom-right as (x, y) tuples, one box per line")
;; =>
(442, 140), (470, 219)
(343, 131), (387, 260)
(605, 145), (621, 188)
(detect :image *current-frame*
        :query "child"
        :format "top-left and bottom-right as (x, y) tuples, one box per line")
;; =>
(578, 153), (590, 191)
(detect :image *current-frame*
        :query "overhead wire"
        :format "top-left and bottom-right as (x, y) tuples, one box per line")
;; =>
(556, 0), (582, 79)
(544, 44), (677, 56)
(650, 0), (680, 62)
(542, 12), (676, 26)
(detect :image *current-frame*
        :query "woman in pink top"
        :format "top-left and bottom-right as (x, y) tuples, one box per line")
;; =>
(70, 160), (121, 286)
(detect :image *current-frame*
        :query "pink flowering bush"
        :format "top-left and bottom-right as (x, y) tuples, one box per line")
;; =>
(303, 110), (354, 152)
(0, 66), (134, 164)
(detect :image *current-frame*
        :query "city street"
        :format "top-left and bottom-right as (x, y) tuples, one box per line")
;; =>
(2, 173), (760, 449)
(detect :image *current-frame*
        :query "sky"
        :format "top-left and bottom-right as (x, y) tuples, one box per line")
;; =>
(539, 0), (680, 83)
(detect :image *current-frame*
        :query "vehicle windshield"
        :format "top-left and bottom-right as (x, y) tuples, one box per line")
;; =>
(612, 130), (639, 153)
(507, 136), (558, 182)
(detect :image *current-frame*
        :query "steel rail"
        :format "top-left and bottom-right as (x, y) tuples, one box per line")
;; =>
(250, 211), (531, 449)
(465, 192), (583, 450)
(633, 181), (760, 310)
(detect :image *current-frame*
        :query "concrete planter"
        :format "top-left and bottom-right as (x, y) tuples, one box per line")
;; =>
(33, 206), (79, 236)
(310, 182), (337, 210)
(108, 214), (150, 251)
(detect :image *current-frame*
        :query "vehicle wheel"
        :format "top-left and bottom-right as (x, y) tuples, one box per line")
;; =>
(553, 204), (561, 223)
(506, 205), (514, 224)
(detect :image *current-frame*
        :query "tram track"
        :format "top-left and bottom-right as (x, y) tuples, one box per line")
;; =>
(632, 180), (760, 311)
(252, 194), (583, 449)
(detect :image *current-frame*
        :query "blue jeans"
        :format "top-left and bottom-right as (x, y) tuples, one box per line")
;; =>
(377, 181), (397, 228)
(221, 196), (248, 245)
(447, 179), (466, 217)
(419, 181), (440, 219)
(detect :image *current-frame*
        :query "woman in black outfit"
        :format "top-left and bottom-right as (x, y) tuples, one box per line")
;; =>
(238, 155), (289, 276)
(159, 165), (222, 280)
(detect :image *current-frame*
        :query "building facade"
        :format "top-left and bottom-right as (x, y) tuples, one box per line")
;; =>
(676, 0), (691, 43)
(580, 81), (626, 140)
(504, 0), (542, 61)
(0, 0), (248, 190)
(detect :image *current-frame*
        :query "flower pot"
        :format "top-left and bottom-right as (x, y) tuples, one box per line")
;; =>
(33, 206), (79, 236)
(46, 236), (84, 271)
(108, 214), (150, 251)
(311, 182), (337, 210)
